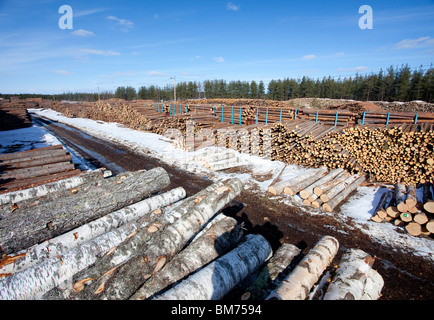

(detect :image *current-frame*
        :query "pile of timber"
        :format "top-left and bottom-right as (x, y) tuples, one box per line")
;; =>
(0, 167), (384, 300)
(297, 109), (357, 126)
(359, 110), (434, 125)
(268, 167), (366, 213)
(0, 102), (33, 131)
(371, 182), (434, 238)
(0, 145), (81, 195)
(189, 148), (243, 172)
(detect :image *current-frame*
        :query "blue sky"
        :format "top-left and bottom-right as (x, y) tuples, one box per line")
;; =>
(0, 0), (433, 94)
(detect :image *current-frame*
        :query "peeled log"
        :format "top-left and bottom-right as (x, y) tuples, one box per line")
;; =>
(320, 174), (359, 203)
(154, 234), (272, 300)
(322, 176), (365, 212)
(0, 187), (186, 276)
(313, 171), (350, 197)
(240, 243), (301, 301)
(267, 236), (339, 300)
(129, 214), (243, 300)
(323, 248), (383, 300)
(268, 167), (326, 196)
(0, 168), (170, 255)
(283, 167), (328, 196)
(73, 178), (244, 300)
(299, 168), (344, 200)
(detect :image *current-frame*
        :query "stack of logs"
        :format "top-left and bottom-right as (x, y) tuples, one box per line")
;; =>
(0, 168), (383, 300)
(268, 167), (366, 213)
(0, 101), (33, 131)
(371, 182), (434, 237)
(0, 145), (81, 194)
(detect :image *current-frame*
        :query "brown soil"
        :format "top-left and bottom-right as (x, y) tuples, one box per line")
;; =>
(32, 115), (434, 300)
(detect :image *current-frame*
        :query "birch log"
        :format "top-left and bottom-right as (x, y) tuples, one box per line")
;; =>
(154, 234), (272, 300)
(240, 243), (301, 300)
(323, 248), (383, 300)
(129, 214), (243, 300)
(0, 168), (111, 206)
(266, 236), (339, 300)
(67, 182), (229, 299)
(0, 187), (186, 276)
(72, 178), (244, 300)
(283, 167), (328, 196)
(268, 167), (326, 196)
(394, 183), (408, 213)
(299, 168), (344, 200)
(0, 167), (170, 255)
(405, 185), (417, 208)
(322, 176), (365, 212)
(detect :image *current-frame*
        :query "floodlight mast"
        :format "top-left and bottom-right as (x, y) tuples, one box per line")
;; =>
(171, 76), (176, 104)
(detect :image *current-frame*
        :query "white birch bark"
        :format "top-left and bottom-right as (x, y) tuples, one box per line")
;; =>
(129, 214), (243, 300)
(0, 187), (186, 276)
(323, 248), (383, 300)
(241, 243), (301, 300)
(0, 193), (190, 300)
(266, 236), (339, 300)
(154, 234), (272, 300)
(0, 168), (110, 206)
(320, 174), (359, 202)
(322, 176), (366, 212)
(70, 178), (244, 300)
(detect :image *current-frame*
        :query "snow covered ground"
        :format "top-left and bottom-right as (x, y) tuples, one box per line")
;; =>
(2, 108), (432, 262)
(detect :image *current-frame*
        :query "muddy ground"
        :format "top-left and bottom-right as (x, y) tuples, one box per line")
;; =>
(32, 115), (433, 300)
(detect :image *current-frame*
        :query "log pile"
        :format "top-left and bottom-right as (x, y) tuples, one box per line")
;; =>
(371, 182), (434, 238)
(0, 101), (33, 131)
(268, 167), (366, 213)
(0, 168), (384, 300)
(0, 145), (82, 195)
(189, 148), (243, 171)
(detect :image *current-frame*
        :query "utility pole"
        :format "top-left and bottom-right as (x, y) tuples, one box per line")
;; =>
(171, 76), (176, 103)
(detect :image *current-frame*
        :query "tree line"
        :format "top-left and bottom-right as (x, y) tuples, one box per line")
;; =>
(1, 64), (432, 103)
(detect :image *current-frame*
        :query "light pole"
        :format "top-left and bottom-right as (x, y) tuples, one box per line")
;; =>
(171, 76), (176, 104)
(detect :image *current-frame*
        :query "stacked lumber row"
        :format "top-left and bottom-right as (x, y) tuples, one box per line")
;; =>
(359, 110), (434, 125)
(268, 167), (366, 213)
(0, 102), (33, 131)
(297, 109), (357, 126)
(371, 182), (434, 238)
(0, 145), (81, 195)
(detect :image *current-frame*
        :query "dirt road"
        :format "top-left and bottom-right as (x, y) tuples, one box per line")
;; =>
(33, 115), (434, 300)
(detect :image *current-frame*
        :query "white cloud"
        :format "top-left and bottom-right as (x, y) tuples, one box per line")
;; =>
(302, 54), (316, 60)
(107, 16), (134, 31)
(80, 49), (121, 56)
(53, 70), (73, 75)
(71, 29), (94, 37)
(114, 71), (137, 77)
(226, 2), (240, 11)
(214, 57), (225, 63)
(148, 71), (169, 77)
(394, 36), (434, 49)
(74, 8), (109, 18)
(337, 66), (369, 72)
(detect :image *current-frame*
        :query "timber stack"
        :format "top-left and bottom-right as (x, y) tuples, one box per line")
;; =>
(268, 167), (366, 213)
(371, 181), (434, 238)
(0, 145), (81, 195)
(0, 166), (383, 300)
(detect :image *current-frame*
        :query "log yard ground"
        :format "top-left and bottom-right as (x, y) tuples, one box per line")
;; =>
(0, 97), (433, 301)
